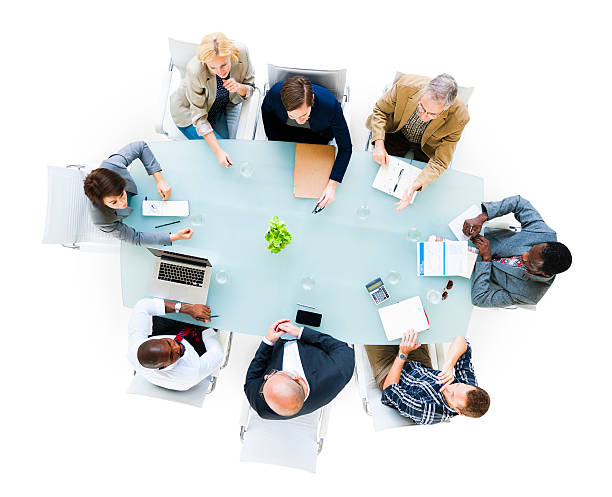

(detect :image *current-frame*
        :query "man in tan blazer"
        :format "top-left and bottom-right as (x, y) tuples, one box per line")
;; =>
(366, 74), (469, 211)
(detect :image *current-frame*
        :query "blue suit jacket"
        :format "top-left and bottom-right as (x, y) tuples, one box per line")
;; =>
(471, 195), (558, 307)
(261, 82), (352, 183)
(243, 327), (355, 420)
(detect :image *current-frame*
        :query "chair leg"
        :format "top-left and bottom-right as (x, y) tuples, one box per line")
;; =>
(207, 375), (217, 394)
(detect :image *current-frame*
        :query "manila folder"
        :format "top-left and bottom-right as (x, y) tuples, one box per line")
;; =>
(293, 143), (335, 198)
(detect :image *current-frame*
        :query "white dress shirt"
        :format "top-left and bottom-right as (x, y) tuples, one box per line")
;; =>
(127, 298), (224, 391)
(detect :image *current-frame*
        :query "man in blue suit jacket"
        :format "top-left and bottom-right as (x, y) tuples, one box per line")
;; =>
(244, 318), (355, 420)
(261, 76), (352, 207)
(463, 196), (572, 307)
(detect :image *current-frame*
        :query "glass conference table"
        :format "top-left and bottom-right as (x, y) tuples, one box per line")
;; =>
(120, 140), (483, 344)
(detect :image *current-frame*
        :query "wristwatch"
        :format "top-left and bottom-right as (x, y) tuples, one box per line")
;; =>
(398, 352), (409, 361)
(174, 302), (182, 313)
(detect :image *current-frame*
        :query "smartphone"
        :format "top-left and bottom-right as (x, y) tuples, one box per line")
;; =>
(295, 309), (322, 327)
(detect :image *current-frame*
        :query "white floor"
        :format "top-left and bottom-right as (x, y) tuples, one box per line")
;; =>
(2, 1), (609, 495)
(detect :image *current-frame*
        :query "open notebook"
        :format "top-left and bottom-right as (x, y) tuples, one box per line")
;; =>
(378, 296), (429, 341)
(372, 156), (422, 203)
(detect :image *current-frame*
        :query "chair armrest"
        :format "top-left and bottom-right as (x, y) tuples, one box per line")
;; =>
(239, 398), (252, 441)
(317, 405), (331, 453)
(235, 87), (261, 140)
(155, 58), (173, 136)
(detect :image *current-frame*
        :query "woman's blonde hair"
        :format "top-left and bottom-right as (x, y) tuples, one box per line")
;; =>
(197, 32), (239, 64)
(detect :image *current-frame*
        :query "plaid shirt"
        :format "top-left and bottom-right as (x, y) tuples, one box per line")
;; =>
(401, 107), (430, 143)
(381, 343), (478, 425)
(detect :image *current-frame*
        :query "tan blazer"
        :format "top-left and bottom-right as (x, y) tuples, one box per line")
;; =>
(170, 41), (255, 133)
(366, 74), (469, 189)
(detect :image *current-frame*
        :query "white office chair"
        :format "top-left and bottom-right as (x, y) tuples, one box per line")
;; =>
(127, 330), (233, 407)
(364, 71), (475, 156)
(239, 399), (331, 473)
(42, 165), (119, 251)
(255, 63), (350, 141)
(353, 342), (449, 431)
(156, 38), (261, 141)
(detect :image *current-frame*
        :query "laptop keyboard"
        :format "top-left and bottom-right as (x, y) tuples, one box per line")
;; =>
(158, 262), (206, 287)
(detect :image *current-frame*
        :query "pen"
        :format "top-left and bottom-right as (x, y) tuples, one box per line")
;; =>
(210, 315), (219, 318)
(297, 303), (316, 309)
(393, 169), (404, 193)
(155, 220), (180, 228)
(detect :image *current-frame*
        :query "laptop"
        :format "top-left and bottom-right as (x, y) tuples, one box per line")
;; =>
(148, 249), (212, 304)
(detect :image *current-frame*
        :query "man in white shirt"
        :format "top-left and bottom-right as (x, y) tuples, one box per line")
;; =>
(127, 298), (224, 391)
(243, 319), (355, 420)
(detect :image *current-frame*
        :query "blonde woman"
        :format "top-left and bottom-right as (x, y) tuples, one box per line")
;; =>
(170, 32), (255, 167)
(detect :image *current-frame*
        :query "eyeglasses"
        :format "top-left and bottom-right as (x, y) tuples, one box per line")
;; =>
(417, 101), (442, 119)
(441, 280), (454, 300)
(258, 369), (302, 397)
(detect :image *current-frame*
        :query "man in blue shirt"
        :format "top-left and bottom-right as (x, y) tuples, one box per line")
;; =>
(366, 330), (490, 424)
(261, 76), (352, 207)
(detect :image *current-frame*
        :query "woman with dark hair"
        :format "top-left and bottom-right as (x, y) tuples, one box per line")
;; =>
(83, 141), (193, 246)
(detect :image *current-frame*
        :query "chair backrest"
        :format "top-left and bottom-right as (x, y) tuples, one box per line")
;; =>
(42, 165), (117, 246)
(393, 71), (475, 105)
(240, 406), (323, 472)
(168, 38), (199, 78)
(127, 374), (212, 407)
(267, 64), (346, 102)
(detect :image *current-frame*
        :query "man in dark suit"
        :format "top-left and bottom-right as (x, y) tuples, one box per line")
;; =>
(244, 318), (355, 420)
(261, 76), (352, 207)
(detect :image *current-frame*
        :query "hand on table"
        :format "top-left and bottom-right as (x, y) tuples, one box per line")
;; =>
(156, 179), (172, 200)
(222, 77), (247, 97)
(462, 212), (488, 238)
(216, 149), (233, 168)
(394, 180), (422, 212)
(436, 363), (455, 392)
(183, 303), (211, 324)
(170, 227), (193, 242)
(317, 180), (338, 208)
(399, 329), (421, 356)
(277, 321), (302, 338)
(472, 235), (492, 261)
(265, 318), (291, 343)
(372, 141), (389, 167)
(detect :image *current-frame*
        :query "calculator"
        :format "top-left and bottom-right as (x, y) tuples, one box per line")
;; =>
(365, 277), (390, 305)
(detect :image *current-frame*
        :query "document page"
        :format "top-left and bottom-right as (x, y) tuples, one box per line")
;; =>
(378, 296), (430, 341)
(372, 156), (421, 202)
(417, 241), (468, 276)
(142, 200), (189, 217)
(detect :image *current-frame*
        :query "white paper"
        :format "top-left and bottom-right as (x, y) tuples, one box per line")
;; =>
(372, 156), (422, 203)
(142, 200), (189, 217)
(417, 241), (468, 276)
(448, 204), (482, 241)
(378, 296), (429, 341)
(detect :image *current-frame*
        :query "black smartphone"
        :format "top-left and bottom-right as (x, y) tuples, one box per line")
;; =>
(295, 309), (322, 327)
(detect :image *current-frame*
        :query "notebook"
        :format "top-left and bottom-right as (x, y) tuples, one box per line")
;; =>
(426, 235), (479, 279)
(448, 204), (483, 241)
(142, 200), (189, 217)
(378, 296), (430, 341)
(417, 240), (468, 277)
(293, 143), (335, 198)
(371, 156), (422, 203)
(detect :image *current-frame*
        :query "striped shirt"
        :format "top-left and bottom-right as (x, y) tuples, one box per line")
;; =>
(381, 343), (477, 424)
(401, 107), (430, 144)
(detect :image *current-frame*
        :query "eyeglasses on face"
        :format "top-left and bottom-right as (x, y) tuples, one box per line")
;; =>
(417, 100), (442, 119)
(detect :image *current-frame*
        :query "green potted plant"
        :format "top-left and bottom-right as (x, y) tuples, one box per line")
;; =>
(265, 216), (292, 254)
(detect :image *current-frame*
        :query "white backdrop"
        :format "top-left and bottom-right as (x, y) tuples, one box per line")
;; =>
(1, 0), (610, 495)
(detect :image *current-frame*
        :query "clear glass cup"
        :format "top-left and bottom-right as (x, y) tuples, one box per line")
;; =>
(301, 276), (315, 291)
(387, 270), (401, 285)
(356, 204), (370, 220)
(427, 289), (442, 305)
(239, 161), (254, 178)
(405, 228), (421, 242)
(215, 269), (229, 285)
(188, 213), (204, 226)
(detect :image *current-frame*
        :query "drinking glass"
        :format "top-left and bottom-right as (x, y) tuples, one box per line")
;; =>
(427, 289), (442, 305)
(301, 276), (315, 291)
(215, 269), (229, 285)
(188, 213), (204, 226)
(387, 270), (401, 285)
(405, 228), (421, 242)
(239, 161), (254, 178)
(356, 204), (370, 220)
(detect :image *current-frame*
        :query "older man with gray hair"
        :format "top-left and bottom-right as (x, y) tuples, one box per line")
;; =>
(366, 73), (470, 211)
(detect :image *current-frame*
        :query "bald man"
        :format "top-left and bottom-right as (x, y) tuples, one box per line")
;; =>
(127, 298), (224, 391)
(244, 319), (355, 420)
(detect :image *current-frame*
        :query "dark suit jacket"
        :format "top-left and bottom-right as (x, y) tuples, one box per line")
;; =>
(244, 327), (355, 420)
(261, 82), (352, 183)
